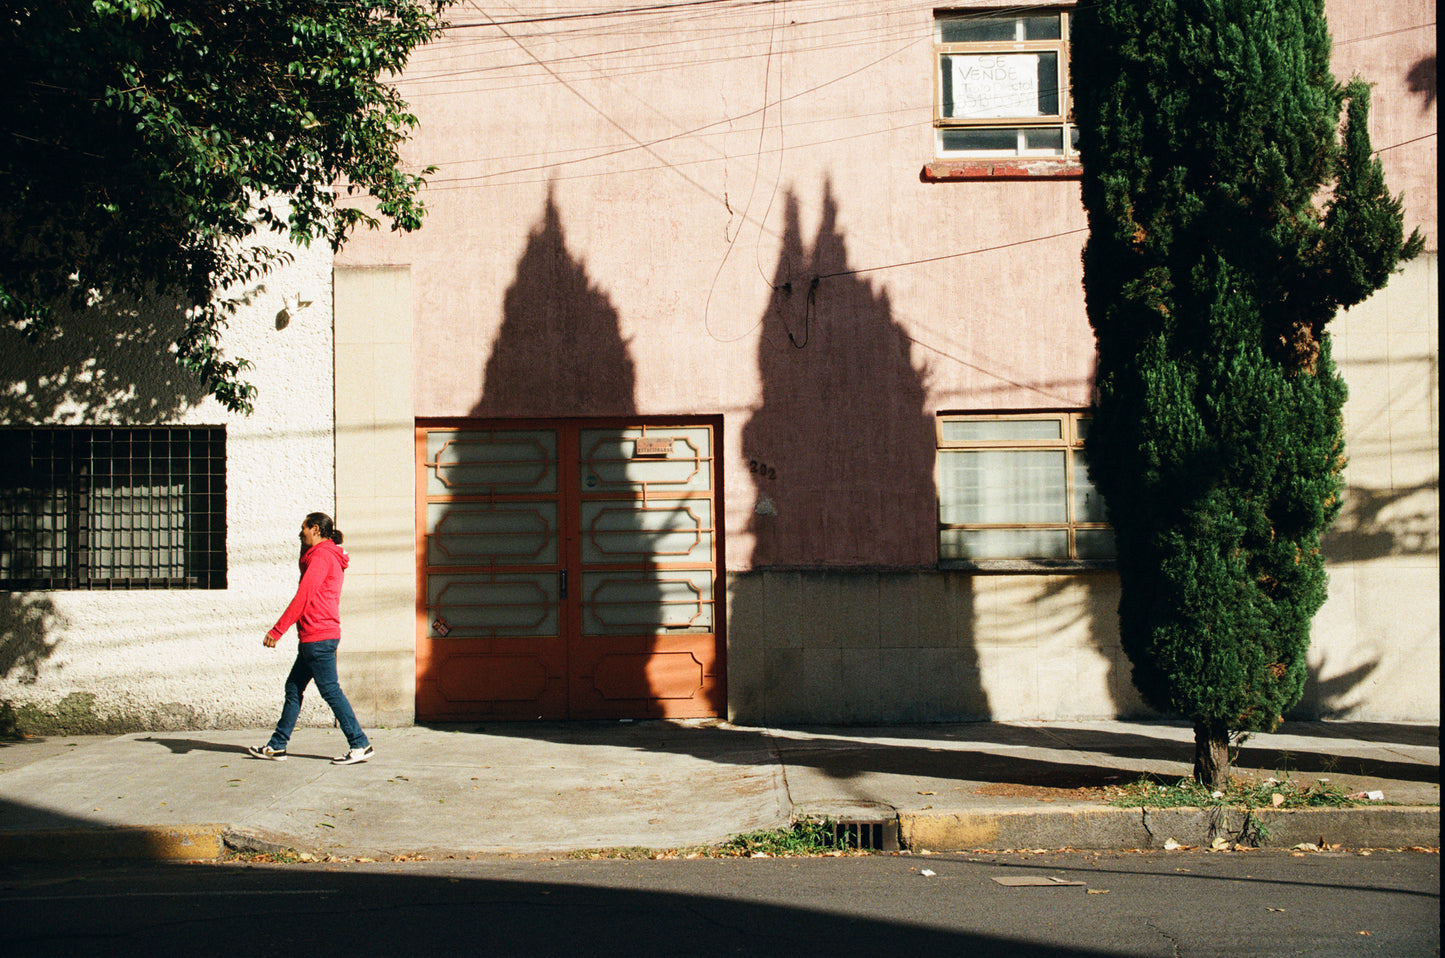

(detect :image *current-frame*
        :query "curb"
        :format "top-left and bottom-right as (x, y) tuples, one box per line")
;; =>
(898, 805), (1441, 852)
(0, 824), (226, 863)
(0, 808), (1435, 862)
(221, 825), (308, 859)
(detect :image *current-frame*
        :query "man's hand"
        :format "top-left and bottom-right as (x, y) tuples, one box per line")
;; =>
(263, 633), (278, 649)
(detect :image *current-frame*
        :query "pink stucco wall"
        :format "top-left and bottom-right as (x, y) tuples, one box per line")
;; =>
(336, 0), (1436, 572)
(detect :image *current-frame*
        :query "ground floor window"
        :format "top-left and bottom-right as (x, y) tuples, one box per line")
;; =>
(0, 426), (226, 589)
(937, 412), (1113, 567)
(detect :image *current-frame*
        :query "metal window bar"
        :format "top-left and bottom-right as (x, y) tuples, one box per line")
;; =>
(0, 426), (226, 590)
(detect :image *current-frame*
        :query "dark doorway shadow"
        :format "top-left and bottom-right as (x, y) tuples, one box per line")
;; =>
(419, 191), (711, 720)
(732, 185), (987, 723)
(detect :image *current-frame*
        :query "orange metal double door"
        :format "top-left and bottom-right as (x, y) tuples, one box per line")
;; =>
(415, 420), (723, 721)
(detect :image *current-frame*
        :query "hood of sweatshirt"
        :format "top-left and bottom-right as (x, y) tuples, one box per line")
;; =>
(304, 537), (350, 570)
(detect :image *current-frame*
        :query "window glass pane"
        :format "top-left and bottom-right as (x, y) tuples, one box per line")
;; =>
(426, 430), (558, 496)
(1021, 15), (1062, 40)
(939, 127), (1017, 153)
(941, 528), (1070, 560)
(938, 16), (1018, 43)
(1036, 51), (1059, 115)
(941, 419), (1061, 442)
(581, 499), (712, 565)
(938, 13), (1061, 43)
(1075, 529), (1118, 560)
(938, 127), (1064, 156)
(940, 450), (1067, 524)
(1071, 449), (1109, 523)
(427, 501), (558, 566)
(581, 569), (713, 635)
(428, 573), (558, 638)
(941, 53), (1054, 119)
(580, 427), (712, 493)
(1024, 128), (1064, 151)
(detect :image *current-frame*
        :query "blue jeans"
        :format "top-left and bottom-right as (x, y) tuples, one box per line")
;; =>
(266, 640), (370, 751)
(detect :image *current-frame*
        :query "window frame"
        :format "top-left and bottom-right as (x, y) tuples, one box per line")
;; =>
(0, 425), (227, 591)
(932, 6), (1077, 164)
(936, 411), (1114, 571)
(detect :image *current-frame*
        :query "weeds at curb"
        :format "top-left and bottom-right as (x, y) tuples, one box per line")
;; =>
(1109, 774), (1365, 810)
(568, 817), (867, 861)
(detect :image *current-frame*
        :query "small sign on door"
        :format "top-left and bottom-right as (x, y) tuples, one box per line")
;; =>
(632, 437), (673, 457)
(432, 616), (452, 637)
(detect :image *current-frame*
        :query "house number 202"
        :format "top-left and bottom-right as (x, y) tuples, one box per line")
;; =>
(748, 460), (776, 480)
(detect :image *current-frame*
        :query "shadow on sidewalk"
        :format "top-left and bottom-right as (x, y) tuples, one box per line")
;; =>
(454, 720), (1440, 789)
(134, 736), (250, 757)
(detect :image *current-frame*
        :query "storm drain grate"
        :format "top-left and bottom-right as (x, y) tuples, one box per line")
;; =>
(829, 819), (900, 852)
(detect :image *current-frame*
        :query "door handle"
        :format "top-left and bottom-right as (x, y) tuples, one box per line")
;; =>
(559, 569), (568, 598)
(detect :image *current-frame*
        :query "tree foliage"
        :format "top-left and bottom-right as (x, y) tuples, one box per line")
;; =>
(1072, 0), (1422, 784)
(0, 1), (452, 411)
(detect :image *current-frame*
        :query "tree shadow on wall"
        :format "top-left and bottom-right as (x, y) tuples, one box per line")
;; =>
(0, 296), (210, 425)
(1289, 476), (1442, 717)
(0, 297), (211, 720)
(1406, 55), (1436, 110)
(0, 594), (63, 685)
(1322, 480), (1439, 562)
(470, 192), (635, 420)
(419, 192), (707, 720)
(732, 185), (989, 723)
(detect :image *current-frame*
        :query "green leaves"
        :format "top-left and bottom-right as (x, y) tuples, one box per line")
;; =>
(1074, 0), (1419, 776)
(1, 1), (453, 411)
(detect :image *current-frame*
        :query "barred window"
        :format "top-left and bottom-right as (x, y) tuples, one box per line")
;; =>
(0, 427), (226, 590)
(937, 412), (1113, 568)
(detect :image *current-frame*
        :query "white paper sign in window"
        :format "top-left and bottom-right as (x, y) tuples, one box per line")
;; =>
(946, 54), (1041, 119)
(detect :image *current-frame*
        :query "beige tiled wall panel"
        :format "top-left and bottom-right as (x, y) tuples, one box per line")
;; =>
(334, 267), (416, 727)
(1317, 254), (1440, 720)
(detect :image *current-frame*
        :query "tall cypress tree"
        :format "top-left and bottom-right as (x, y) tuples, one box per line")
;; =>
(1072, 0), (1422, 785)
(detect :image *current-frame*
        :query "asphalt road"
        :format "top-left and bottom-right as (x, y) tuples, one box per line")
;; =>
(0, 849), (1437, 957)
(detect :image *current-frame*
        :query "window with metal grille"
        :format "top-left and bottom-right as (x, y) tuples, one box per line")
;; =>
(0, 426), (226, 590)
(937, 412), (1113, 568)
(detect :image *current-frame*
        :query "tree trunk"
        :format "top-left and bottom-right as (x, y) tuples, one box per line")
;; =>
(1193, 721), (1230, 787)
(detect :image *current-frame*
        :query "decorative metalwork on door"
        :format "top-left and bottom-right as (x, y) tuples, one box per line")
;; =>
(416, 421), (722, 720)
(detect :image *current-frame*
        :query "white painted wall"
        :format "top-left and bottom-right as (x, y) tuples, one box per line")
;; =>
(0, 230), (341, 733)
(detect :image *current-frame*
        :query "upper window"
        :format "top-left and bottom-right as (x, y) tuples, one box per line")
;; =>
(0, 426), (227, 590)
(933, 7), (1077, 160)
(937, 412), (1112, 568)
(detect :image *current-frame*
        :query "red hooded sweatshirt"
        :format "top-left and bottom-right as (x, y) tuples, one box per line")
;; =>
(268, 538), (349, 643)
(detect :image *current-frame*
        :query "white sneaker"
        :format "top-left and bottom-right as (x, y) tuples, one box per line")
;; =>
(247, 745), (287, 761)
(331, 745), (374, 765)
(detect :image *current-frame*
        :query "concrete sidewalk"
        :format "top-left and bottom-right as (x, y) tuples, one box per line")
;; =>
(0, 720), (1436, 862)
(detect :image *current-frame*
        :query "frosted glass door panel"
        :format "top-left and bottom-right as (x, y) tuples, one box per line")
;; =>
(426, 431), (557, 496)
(579, 428), (712, 493)
(428, 573), (559, 638)
(427, 502), (558, 566)
(580, 499), (713, 564)
(581, 569), (714, 635)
